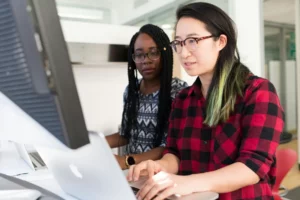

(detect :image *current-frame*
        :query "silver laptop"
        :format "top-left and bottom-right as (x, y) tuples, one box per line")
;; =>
(36, 132), (136, 200)
(36, 132), (218, 200)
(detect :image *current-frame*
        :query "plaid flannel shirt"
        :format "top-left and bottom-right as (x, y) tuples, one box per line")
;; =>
(163, 75), (284, 200)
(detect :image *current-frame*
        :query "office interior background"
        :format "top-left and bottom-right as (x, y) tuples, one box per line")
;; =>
(53, 0), (299, 196)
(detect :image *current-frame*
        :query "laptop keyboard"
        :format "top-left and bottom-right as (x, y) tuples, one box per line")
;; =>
(131, 187), (171, 200)
(131, 186), (139, 195)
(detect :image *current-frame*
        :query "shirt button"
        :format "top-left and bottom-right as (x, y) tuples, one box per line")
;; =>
(204, 141), (208, 144)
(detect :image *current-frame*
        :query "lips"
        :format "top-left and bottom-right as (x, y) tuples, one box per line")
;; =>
(183, 62), (196, 69)
(142, 68), (155, 73)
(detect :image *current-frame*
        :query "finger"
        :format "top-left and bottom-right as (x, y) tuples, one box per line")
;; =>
(132, 162), (146, 181)
(137, 173), (171, 199)
(136, 177), (159, 199)
(127, 165), (135, 182)
(153, 184), (176, 200)
(142, 179), (173, 200)
(147, 161), (155, 178)
(140, 169), (149, 176)
(136, 174), (161, 198)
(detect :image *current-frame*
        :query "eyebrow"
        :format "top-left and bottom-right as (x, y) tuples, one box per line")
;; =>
(134, 47), (158, 51)
(174, 33), (200, 40)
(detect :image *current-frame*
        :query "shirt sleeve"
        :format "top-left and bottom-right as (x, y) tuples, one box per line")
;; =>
(119, 86), (129, 137)
(162, 97), (181, 159)
(236, 79), (284, 180)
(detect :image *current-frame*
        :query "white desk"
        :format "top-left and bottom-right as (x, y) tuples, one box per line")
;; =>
(17, 169), (77, 200)
(0, 141), (219, 200)
(14, 169), (218, 200)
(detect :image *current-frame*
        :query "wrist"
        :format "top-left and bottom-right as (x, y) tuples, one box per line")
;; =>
(188, 173), (213, 193)
(125, 155), (136, 169)
(156, 159), (168, 172)
(119, 156), (127, 170)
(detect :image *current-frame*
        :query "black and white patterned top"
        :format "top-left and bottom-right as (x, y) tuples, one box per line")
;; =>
(120, 78), (188, 154)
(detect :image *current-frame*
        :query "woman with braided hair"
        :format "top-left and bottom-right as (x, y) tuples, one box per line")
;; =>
(106, 24), (187, 170)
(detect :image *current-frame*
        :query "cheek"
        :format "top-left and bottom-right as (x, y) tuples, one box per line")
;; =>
(155, 59), (162, 70)
(135, 64), (143, 72)
(196, 46), (218, 65)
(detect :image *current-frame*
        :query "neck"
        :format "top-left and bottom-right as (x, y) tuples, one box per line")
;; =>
(143, 78), (160, 88)
(141, 78), (160, 94)
(199, 73), (213, 98)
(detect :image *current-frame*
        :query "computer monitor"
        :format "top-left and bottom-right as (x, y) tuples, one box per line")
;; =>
(0, 0), (89, 149)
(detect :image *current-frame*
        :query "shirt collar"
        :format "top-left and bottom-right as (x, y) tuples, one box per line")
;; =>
(188, 77), (203, 99)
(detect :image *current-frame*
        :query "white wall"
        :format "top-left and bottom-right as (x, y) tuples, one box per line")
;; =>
(73, 66), (127, 135)
(268, 60), (297, 132)
(228, 0), (265, 77)
(61, 20), (139, 44)
(60, 22), (138, 136)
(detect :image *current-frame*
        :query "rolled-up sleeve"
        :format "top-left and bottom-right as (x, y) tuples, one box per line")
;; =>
(236, 80), (284, 180)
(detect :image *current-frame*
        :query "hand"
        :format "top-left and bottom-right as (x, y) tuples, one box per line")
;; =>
(136, 171), (195, 200)
(127, 160), (163, 182)
(114, 154), (126, 170)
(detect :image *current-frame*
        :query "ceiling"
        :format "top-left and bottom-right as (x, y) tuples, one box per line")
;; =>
(263, 0), (295, 25)
(55, 0), (296, 26)
(55, 0), (112, 9)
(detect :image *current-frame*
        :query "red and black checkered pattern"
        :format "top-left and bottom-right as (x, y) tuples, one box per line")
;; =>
(163, 75), (284, 200)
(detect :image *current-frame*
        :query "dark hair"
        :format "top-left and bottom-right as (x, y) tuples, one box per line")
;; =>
(176, 2), (250, 126)
(121, 24), (173, 147)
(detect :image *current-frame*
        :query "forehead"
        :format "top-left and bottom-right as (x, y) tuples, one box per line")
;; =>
(175, 17), (209, 39)
(134, 33), (157, 51)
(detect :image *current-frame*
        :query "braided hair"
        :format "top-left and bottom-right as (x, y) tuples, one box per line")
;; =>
(121, 24), (173, 147)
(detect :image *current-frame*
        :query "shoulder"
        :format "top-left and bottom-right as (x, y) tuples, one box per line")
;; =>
(170, 78), (188, 99)
(244, 75), (277, 95)
(243, 75), (280, 105)
(123, 85), (129, 95)
(123, 79), (141, 98)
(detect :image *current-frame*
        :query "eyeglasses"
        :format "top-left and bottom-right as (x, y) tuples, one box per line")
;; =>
(170, 35), (216, 54)
(132, 49), (161, 63)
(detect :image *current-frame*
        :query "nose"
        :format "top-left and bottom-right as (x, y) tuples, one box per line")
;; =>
(180, 45), (191, 59)
(142, 54), (152, 64)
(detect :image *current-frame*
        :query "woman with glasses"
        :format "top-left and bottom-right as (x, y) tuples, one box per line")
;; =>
(127, 3), (284, 200)
(106, 24), (187, 170)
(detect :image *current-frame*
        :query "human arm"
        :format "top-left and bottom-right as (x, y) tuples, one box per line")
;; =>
(106, 133), (128, 148)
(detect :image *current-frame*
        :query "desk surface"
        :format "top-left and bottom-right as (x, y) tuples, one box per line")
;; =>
(16, 170), (218, 200)
(0, 141), (218, 200)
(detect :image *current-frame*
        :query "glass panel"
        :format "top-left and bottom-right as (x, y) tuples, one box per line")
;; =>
(265, 26), (281, 96)
(286, 29), (296, 60)
(284, 29), (297, 134)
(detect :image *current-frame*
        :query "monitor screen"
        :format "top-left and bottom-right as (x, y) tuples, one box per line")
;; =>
(0, 0), (89, 149)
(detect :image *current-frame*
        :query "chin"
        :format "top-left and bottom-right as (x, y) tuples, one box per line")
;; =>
(142, 75), (157, 81)
(184, 69), (199, 77)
